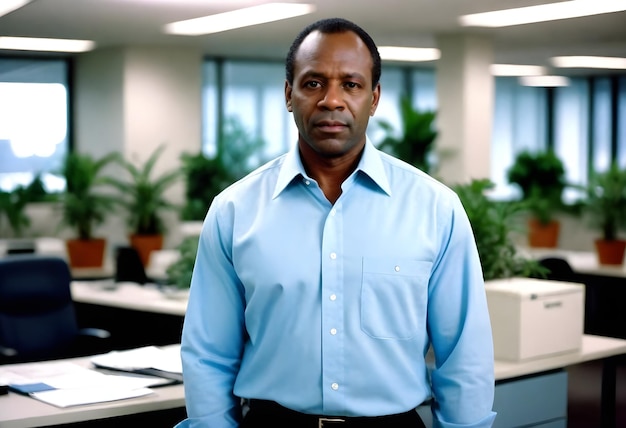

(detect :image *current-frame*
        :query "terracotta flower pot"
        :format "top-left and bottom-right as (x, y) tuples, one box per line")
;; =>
(528, 219), (560, 248)
(594, 239), (626, 266)
(66, 238), (106, 268)
(129, 234), (164, 267)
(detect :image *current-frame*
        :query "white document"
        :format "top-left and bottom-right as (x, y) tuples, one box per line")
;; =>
(0, 360), (166, 408)
(31, 386), (154, 408)
(91, 345), (182, 374)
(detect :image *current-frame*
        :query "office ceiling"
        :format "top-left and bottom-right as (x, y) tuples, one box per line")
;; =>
(1, 0), (626, 75)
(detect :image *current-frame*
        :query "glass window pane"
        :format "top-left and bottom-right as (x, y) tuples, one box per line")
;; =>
(618, 76), (626, 169)
(491, 77), (546, 199)
(554, 78), (589, 200)
(591, 77), (612, 173)
(0, 58), (69, 193)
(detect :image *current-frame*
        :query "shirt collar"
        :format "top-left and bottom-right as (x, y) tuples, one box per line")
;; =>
(272, 140), (392, 199)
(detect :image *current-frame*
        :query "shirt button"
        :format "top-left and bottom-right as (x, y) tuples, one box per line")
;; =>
(304, 179), (311, 186)
(330, 209), (336, 216)
(330, 328), (337, 335)
(330, 252), (337, 260)
(329, 294), (337, 301)
(395, 265), (400, 272)
(331, 383), (339, 391)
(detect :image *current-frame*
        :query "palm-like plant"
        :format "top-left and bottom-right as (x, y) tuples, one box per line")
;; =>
(108, 145), (181, 236)
(376, 96), (438, 173)
(584, 163), (626, 242)
(59, 152), (120, 240)
(452, 179), (544, 281)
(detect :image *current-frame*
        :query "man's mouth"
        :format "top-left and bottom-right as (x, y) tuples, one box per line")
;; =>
(315, 120), (347, 133)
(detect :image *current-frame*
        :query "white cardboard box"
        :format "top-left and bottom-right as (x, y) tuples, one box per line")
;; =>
(485, 277), (584, 361)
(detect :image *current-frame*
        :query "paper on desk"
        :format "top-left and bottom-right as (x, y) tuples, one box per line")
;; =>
(91, 345), (182, 374)
(0, 360), (167, 407)
(30, 386), (154, 408)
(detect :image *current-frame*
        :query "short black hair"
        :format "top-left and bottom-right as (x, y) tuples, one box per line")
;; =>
(285, 17), (381, 88)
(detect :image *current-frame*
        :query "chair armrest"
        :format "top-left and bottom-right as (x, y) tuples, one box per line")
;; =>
(0, 344), (18, 357)
(78, 327), (111, 340)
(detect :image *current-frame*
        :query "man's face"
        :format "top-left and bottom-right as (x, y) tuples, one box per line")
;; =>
(285, 30), (380, 159)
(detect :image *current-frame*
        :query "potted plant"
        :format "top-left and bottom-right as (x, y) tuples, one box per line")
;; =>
(452, 178), (544, 281)
(506, 149), (567, 248)
(180, 152), (232, 222)
(57, 152), (121, 268)
(180, 116), (266, 222)
(108, 144), (182, 266)
(583, 163), (626, 265)
(376, 96), (438, 174)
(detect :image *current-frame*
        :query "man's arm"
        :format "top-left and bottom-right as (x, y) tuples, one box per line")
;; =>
(427, 195), (497, 428)
(177, 201), (246, 428)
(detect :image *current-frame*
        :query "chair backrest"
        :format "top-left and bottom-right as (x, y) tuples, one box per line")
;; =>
(0, 255), (79, 361)
(538, 257), (576, 282)
(115, 246), (149, 284)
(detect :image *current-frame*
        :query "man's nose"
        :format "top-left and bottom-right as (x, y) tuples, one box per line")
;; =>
(318, 85), (345, 110)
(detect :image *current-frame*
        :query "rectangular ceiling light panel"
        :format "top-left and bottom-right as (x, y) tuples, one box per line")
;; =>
(459, 0), (626, 27)
(164, 3), (316, 36)
(0, 36), (96, 53)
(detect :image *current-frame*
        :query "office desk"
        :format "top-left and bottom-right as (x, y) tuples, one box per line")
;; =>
(1, 335), (624, 428)
(71, 281), (188, 316)
(71, 281), (187, 350)
(0, 356), (185, 428)
(520, 247), (626, 278)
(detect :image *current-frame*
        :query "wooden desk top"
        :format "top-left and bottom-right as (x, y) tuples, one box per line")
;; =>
(71, 281), (188, 316)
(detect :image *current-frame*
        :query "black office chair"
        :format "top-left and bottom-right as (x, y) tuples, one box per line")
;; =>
(0, 255), (111, 364)
(114, 246), (149, 285)
(537, 257), (577, 282)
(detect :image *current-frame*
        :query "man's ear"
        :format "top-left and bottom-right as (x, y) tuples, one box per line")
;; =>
(285, 80), (293, 112)
(370, 82), (381, 116)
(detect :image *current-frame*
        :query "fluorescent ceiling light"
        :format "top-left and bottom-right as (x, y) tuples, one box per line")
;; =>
(164, 3), (315, 36)
(519, 75), (570, 87)
(0, 37), (96, 53)
(490, 64), (547, 76)
(0, 0), (31, 18)
(551, 56), (626, 69)
(459, 0), (626, 27)
(378, 47), (440, 62)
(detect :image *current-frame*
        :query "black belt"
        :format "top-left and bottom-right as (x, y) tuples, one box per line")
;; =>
(245, 399), (424, 428)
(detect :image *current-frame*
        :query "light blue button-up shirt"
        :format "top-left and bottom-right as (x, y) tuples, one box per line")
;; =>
(177, 141), (496, 428)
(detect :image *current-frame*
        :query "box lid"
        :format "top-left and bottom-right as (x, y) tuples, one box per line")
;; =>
(485, 277), (584, 299)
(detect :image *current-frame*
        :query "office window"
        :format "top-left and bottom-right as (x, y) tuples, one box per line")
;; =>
(554, 78), (589, 200)
(202, 60), (436, 165)
(491, 77), (547, 199)
(0, 58), (69, 193)
(591, 77), (612, 173)
(616, 76), (626, 169)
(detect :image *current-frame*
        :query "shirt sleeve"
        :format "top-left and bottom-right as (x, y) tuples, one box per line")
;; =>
(427, 195), (497, 428)
(178, 199), (246, 428)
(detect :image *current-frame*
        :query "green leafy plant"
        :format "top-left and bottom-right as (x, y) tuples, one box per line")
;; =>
(165, 236), (199, 289)
(0, 186), (31, 237)
(108, 145), (181, 235)
(506, 149), (567, 225)
(58, 152), (121, 240)
(181, 116), (266, 221)
(376, 96), (438, 173)
(583, 163), (626, 241)
(452, 179), (545, 281)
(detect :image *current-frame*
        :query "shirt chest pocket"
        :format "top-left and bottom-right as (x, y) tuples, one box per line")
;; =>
(360, 258), (432, 340)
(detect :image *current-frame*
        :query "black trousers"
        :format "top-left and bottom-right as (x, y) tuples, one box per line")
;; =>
(241, 400), (426, 428)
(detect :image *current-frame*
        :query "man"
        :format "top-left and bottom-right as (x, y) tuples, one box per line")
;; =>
(177, 17), (496, 428)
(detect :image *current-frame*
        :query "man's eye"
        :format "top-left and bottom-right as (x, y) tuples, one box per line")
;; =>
(345, 82), (359, 89)
(306, 81), (321, 88)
